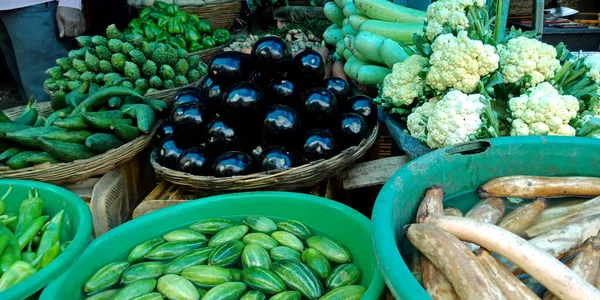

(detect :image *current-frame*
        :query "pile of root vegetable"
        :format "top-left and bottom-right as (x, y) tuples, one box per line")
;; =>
(407, 176), (600, 300)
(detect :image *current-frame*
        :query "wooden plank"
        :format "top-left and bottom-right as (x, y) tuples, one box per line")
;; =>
(343, 156), (410, 190)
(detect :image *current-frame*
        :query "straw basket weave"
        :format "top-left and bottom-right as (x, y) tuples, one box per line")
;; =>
(151, 124), (379, 193)
(140, 79), (202, 102)
(180, 1), (243, 30)
(0, 102), (159, 185)
(189, 45), (226, 63)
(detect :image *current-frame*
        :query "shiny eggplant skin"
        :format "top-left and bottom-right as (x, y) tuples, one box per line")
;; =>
(212, 151), (254, 177)
(301, 129), (336, 161)
(335, 113), (369, 149)
(258, 146), (294, 172)
(157, 137), (187, 170)
(177, 147), (210, 175)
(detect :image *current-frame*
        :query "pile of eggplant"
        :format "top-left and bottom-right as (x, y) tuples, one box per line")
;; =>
(153, 36), (377, 177)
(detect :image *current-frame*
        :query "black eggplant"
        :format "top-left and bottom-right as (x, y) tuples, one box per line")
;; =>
(267, 79), (297, 108)
(258, 146), (294, 172)
(262, 105), (300, 143)
(198, 76), (214, 94)
(208, 51), (252, 85)
(177, 148), (210, 175)
(325, 77), (350, 108)
(301, 129), (336, 161)
(348, 95), (378, 127)
(221, 82), (264, 125)
(251, 36), (291, 75)
(302, 88), (337, 129)
(289, 50), (325, 86)
(335, 113), (369, 148)
(204, 83), (224, 112)
(212, 151), (254, 177)
(157, 137), (186, 170)
(155, 123), (174, 142)
(248, 70), (273, 89)
(207, 117), (239, 152)
(170, 102), (215, 142)
(171, 87), (202, 110)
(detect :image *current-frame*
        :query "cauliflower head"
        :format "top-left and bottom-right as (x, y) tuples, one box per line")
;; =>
(381, 55), (428, 107)
(407, 97), (440, 141)
(497, 36), (561, 87)
(426, 31), (499, 94)
(508, 82), (579, 136)
(584, 56), (600, 83)
(425, 0), (486, 41)
(426, 90), (487, 149)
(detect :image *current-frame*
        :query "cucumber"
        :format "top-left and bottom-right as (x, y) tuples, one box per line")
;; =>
(34, 117), (46, 127)
(344, 56), (368, 81)
(270, 246), (302, 262)
(342, 24), (357, 37)
(343, 3), (359, 18)
(277, 220), (312, 239)
(351, 49), (378, 65)
(242, 216), (277, 234)
(157, 274), (199, 300)
(354, 31), (385, 65)
(164, 247), (213, 274)
(50, 89), (68, 111)
(85, 133), (125, 153)
(85, 110), (125, 119)
(349, 15), (370, 33)
(83, 113), (133, 131)
(0, 110), (11, 123)
(324, 2), (345, 26)
(108, 96), (123, 108)
(334, 0), (352, 9)
(7, 151), (39, 169)
(270, 291), (301, 300)
(54, 115), (88, 130)
(5, 126), (64, 149)
(323, 24), (343, 46)
(181, 265), (232, 288)
(128, 238), (166, 263)
(242, 233), (279, 251)
(240, 290), (267, 300)
(240, 267), (286, 294)
(41, 130), (93, 144)
(344, 35), (354, 52)
(113, 124), (140, 141)
(46, 107), (73, 126)
(271, 231), (304, 252)
(84, 261), (130, 294)
(202, 282), (247, 300)
(306, 236), (352, 263)
(112, 278), (157, 300)
(84, 289), (120, 300)
(320, 285), (366, 300)
(342, 18), (349, 26)
(326, 263), (362, 289)
(0, 123), (31, 139)
(381, 38), (410, 68)
(271, 260), (324, 299)
(302, 248), (331, 280)
(13, 98), (38, 126)
(163, 229), (207, 242)
(354, 0), (426, 23)
(142, 98), (169, 115)
(208, 225), (249, 247)
(359, 20), (421, 43)
(343, 50), (353, 61)
(0, 148), (21, 162)
(145, 240), (204, 261)
(208, 240), (245, 267)
(39, 138), (97, 162)
(26, 152), (59, 165)
(121, 104), (155, 133)
(336, 40), (345, 58)
(241, 244), (271, 269)
(121, 261), (165, 284)
(357, 65), (391, 87)
(189, 218), (236, 234)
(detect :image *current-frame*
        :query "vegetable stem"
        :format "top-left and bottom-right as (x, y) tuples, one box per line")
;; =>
(493, 0), (503, 41)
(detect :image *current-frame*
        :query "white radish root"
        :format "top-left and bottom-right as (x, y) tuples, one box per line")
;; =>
(422, 216), (600, 300)
(478, 176), (600, 198)
(416, 185), (444, 223)
(444, 207), (463, 217)
(533, 196), (600, 225)
(523, 208), (600, 239)
(409, 251), (423, 285)
(407, 223), (506, 300)
(498, 197), (547, 237)
(476, 250), (540, 300)
(464, 197), (505, 251)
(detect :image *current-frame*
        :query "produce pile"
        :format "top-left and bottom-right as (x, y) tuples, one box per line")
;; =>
(0, 185), (69, 291)
(154, 36), (377, 177)
(322, 0), (424, 88)
(43, 22), (207, 98)
(367, 0), (600, 149)
(407, 176), (600, 299)
(225, 30), (323, 54)
(83, 216), (366, 299)
(0, 85), (163, 169)
(128, 2), (231, 53)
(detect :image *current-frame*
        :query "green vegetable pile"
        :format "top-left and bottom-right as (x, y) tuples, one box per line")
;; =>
(129, 2), (231, 53)
(0, 185), (69, 291)
(84, 216), (367, 300)
(44, 23), (207, 98)
(0, 85), (164, 170)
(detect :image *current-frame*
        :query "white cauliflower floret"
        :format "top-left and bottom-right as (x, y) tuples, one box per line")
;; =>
(584, 56), (600, 83)
(381, 55), (428, 107)
(426, 90), (487, 149)
(406, 97), (440, 141)
(497, 36), (561, 87)
(425, 0), (485, 41)
(508, 82), (579, 136)
(426, 31), (499, 94)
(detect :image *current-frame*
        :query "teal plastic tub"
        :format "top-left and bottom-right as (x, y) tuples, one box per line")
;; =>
(371, 137), (600, 299)
(0, 179), (93, 300)
(41, 191), (385, 299)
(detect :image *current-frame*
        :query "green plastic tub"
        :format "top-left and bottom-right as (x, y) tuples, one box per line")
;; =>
(0, 179), (93, 300)
(371, 137), (600, 299)
(40, 191), (386, 299)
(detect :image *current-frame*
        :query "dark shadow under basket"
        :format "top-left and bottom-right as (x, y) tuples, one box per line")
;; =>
(151, 124), (379, 193)
(181, 1), (243, 30)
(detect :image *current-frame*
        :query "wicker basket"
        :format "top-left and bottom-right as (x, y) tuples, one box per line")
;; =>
(0, 102), (160, 185)
(150, 124), (379, 193)
(180, 1), (243, 30)
(189, 45), (226, 63)
(141, 80), (202, 102)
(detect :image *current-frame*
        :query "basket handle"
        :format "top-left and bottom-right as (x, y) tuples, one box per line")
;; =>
(444, 140), (492, 156)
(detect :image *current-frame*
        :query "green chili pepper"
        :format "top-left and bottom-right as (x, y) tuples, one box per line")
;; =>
(38, 241), (60, 269)
(0, 238), (20, 274)
(175, 10), (190, 23)
(36, 210), (63, 259)
(166, 4), (179, 16)
(201, 36), (216, 49)
(154, 1), (168, 11)
(196, 20), (212, 34)
(138, 7), (153, 20)
(143, 22), (161, 41)
(157, 16), (170, 28)
(185, 27), (201, 43)
(212, 28), (231, 45)
(0, 261), (36, 291)
(17, 215), (49, 251)
(128, 18), (142, 29)
(0, 215), (17, 226)
(5, 212), (17, 233)
(156, 29), (170, 43)
(22, 241), (36, 264)
(60, 241), (71, 253)
(14, 192), (44, 238)
(168, 19), (184, 35)
(188, 41), (203, 52)
(0, 184), (12, 215)
(189, 14), (200, 24)
(32, 235), (40, 248)
(0, 224), (12, 259)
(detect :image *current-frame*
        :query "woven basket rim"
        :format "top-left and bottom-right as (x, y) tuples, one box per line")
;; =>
(179, 0), (244, 7)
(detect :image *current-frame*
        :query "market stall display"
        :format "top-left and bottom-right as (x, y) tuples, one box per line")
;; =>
(371, 136), (600, 299)
(39, 192), (385, 299)
(225, 29), (323, 54)
(0, 180), (92, 299)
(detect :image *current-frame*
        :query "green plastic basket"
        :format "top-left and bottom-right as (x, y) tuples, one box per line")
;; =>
(0, 179), (93, 300)
(371, 137), (600, 300)
(40, 191), (386, 299)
